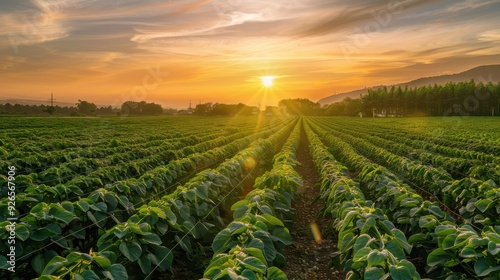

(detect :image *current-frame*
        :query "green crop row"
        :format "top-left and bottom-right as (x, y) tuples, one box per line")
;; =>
(0, 122), (282, 218)
(304, 120), (421, 280)
(314, 117), (500, 183)
(24, 119), (297, 280)
(0, 119), (293, 279)
(308, 118), (500, 279)
(311, 118), (500, 228)
(326, 117), (500, 155)
(203, 118), (303, 279)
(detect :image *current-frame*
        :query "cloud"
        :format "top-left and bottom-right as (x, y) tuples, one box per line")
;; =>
(1, 0), (500, 108)
(293, 0), (436, 37)
(478, 29), (500, 42)
(445, 0), (497, 13)
(0, 0), (76, 51)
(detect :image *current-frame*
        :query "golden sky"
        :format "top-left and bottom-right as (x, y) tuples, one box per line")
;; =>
(1, 0), (500, 108)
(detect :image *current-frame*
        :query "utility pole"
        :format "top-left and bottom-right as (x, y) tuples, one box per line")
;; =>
(48, 93), (56, 106)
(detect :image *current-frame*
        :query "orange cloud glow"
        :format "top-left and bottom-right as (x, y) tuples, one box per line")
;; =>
(1, 0), (500, 108)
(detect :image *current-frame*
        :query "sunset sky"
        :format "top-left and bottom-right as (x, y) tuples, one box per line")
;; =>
(1, 0), (500, 109)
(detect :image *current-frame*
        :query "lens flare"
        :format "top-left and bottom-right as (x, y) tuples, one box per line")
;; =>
(243, 157), (256, 170)
(310, 222), (322, 243)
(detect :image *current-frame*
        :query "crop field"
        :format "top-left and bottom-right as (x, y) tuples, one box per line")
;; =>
(1, 115), (499, 280)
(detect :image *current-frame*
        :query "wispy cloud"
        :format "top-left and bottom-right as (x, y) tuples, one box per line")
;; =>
(1, 0), (500, 107)
(445, 0), (497, 13)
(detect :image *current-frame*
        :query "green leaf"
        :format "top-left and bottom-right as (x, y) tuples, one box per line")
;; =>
(119, 241), (142, 262)
(93, 255), (111, 269)
(153, 246), (173, 271)
(205, 254), (231, 276)
(253, 231), (276, 262)
(156, 220), (169, 235)
(128, 222), (144, 235)
(16, 224), (30, 241)
(271, 227), (292, 245)
(488, 241), (500, 255)
(385, 240), (406, 261)
(260, 214), (284, 227)
(408, 233), (427, 244)
(242, 269), (258, 279)
(389, 264), (414, 280)
(231, 199), (248, 211)
(212, 229), (232, 254)
(244, 247), (267, 266)
(113, 225), (129, 239)
(31, 223), (61, 241)
(468, 237), (488, 247)
(266, 266), (287, 280)
(476, 199), (493, 213)
(228, 221), (247, 235)
(81, 270), (100, 280)
(104, 193), (118, 210)
(175, 234), (192, 252)
(41, 256), (65, 275)
(427, 248), (455, 267)
(52, 235), (69, 249)
(339, 232), (355, 252)
(367, 250), (388, 268)
(364, 267), (386, 280)
(477, 265), (500, 277)
(240, 256), (266, 274)
(353, 247), (371, 262)
(442, 234), (458, 250)
(102, 264), (128, 280)
(31, 253), (46, 274)
(273, 252), (286, 267)
(195, 184), (209, 200)
(474, 257), (490, 276)
(460, 247), (483, 258)
(400, 198), (420, 208)
(419, 215), (437, 230)
(353, 234), (372, 252)
(76, 200), (90, 212)
(234, 204), (250, 219)
(391, 228), (412, 254)
(361, 217), (376, 234)
(142, 232), (162, 246)
(138, 255), (152, 274)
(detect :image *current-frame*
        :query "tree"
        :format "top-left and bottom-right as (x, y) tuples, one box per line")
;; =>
(77, 100), (97, 115)
(278, 98), (321, 115)
(194, 103), (213, 115)
(120, 101), (163, 116)
(44, 106), (56, 115)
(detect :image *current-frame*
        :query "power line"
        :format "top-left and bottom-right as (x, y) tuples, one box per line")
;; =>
(48, 93), (56, 106)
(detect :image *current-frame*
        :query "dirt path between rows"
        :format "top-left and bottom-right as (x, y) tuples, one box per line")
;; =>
(282, 131), (345, 280)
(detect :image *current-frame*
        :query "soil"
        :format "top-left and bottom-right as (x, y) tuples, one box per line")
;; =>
(282, 131), (345, 280)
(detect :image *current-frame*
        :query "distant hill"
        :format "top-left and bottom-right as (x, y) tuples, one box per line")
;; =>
(318, 65), (500, 105)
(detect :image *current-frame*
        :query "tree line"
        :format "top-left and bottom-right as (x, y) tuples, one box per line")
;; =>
(0, 100), (165, 116)
(0, 102), (115, 116)
(192, 103), (258, 116)
(326, 80), (500, 117)
(2, 80), (499, 117)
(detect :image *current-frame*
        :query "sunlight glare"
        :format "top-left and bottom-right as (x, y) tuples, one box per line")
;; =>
(261, 76), (275, 87)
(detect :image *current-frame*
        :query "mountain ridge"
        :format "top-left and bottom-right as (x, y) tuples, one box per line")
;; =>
(318, 65), (500, 105)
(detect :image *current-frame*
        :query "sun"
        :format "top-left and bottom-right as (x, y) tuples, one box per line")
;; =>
(261, 76), (275, 87)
